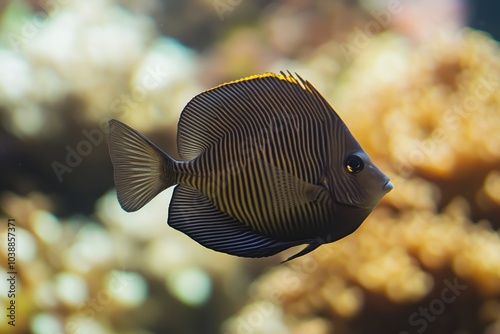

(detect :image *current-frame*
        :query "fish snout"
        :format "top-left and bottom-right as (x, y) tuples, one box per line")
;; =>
(382, 179), (394, 193)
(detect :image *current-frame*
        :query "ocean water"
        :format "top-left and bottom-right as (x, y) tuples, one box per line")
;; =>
(0, 1), (499, 333)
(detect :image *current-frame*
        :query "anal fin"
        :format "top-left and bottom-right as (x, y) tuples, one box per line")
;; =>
(168, 185), (304, 258)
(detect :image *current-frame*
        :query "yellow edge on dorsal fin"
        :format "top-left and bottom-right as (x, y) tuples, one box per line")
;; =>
(205, 71), (313, 94)
(176, 70), (323, 160)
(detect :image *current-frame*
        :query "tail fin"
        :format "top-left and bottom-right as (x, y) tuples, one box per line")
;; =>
(108, 119), (177, 212)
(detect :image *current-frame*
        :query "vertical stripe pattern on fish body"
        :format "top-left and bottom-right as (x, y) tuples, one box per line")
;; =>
(108, 72), (393, 261)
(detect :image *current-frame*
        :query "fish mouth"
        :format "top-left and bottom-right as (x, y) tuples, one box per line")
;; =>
(383, 179), (394, 192)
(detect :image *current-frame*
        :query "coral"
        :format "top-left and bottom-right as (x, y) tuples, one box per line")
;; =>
(331, 29), (500, 228)
(225, 204), (500, 333)
(0, 190), (257, 333)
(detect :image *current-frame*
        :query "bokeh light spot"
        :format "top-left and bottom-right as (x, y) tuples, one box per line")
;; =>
(55, 272), (89, 307)
(105, 271), (148, 307)
(31, 313), (64, 334)
(166, 267), (212, 307)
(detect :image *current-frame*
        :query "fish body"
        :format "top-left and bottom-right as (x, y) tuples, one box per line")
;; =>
(108, 72), (393, 261)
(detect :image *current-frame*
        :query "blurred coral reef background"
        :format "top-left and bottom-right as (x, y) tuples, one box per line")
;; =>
(0, 0), (499, 333)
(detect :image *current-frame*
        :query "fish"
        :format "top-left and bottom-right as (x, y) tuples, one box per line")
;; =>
(107, 71), (393, 262)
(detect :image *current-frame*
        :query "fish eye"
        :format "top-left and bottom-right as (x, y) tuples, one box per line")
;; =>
(345, 154), (364, 174)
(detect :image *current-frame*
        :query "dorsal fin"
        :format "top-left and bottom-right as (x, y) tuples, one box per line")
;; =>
(176, 71), (337, 160)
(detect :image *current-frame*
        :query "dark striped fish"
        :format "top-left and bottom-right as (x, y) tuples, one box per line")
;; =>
(108, 72), (393, 262)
